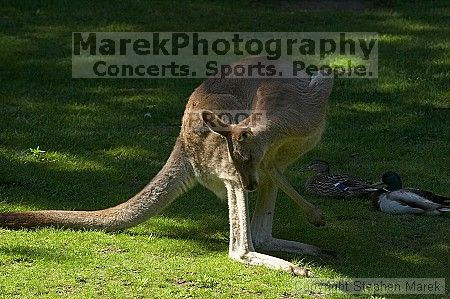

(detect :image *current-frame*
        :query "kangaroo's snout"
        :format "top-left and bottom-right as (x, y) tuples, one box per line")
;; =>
(242, 175), (259, 192)
(245, 181), (258, 192)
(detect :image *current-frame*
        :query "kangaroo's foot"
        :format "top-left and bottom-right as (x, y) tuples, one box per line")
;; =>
(229, 251), (312, 277)
(256, 237), (337, 258)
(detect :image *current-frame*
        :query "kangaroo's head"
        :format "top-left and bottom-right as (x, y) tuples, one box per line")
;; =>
(201, 110), (264, 192)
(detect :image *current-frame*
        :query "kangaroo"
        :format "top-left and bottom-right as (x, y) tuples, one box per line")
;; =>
(0, 57), (334, 276)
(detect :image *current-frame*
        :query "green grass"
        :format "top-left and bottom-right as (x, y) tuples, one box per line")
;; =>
(0, 1), (449, 298)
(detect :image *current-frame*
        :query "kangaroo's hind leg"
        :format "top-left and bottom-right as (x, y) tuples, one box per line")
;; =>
(225, 181), (311, 276)
(251, 177), (336, 258)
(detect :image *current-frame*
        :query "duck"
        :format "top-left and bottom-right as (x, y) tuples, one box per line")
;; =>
(304, 160), (376, 198)
(372, 171), (450, 215)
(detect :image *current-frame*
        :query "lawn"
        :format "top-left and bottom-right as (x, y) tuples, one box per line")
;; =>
(0, 1), (449, 298)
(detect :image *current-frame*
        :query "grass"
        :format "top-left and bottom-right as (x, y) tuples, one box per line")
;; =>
(0, 0), (449, 298)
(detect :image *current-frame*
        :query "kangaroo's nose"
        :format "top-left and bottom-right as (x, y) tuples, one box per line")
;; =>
(245, 181), (258, 192)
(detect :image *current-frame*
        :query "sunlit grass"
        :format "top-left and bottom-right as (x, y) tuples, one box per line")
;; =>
(0, 0), (449, 298)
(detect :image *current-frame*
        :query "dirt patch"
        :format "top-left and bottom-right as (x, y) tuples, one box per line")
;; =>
(279, 0), (374, 11)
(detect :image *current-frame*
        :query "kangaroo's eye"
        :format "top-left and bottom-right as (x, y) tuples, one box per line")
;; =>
(237, 131), (251, 142)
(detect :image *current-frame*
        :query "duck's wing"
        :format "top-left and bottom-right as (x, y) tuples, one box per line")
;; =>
(404, 188), (450, 206)
(388, 190), (445, 211)
(378, 193), (424, 215)
(305, 176), (345, 196)
(329, 174), (372, 190)
(306, 174), (374, 197)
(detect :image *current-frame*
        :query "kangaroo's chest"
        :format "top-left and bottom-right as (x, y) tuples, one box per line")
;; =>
(265, 124), (326, 170)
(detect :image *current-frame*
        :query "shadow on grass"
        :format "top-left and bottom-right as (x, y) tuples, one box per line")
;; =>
(0, 245), (68, 264)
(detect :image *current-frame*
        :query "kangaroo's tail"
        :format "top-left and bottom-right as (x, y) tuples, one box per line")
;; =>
(0, 138), (196, 231)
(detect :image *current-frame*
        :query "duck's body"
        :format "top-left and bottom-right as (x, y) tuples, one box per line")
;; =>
(304, 160), (374, 198)
(372, 172), (450, 215)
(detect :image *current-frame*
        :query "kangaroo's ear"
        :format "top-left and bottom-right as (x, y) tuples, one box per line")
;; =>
(201, 110), (230, 137)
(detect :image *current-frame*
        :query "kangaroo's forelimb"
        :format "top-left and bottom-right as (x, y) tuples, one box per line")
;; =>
(264, 165), (325, 227)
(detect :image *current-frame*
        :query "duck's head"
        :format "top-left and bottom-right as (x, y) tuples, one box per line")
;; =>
(305, 160), (330, 175)
(381, 171), (403, 191)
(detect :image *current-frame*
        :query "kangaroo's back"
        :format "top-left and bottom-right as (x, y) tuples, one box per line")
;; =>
(181, 57), (332, 157)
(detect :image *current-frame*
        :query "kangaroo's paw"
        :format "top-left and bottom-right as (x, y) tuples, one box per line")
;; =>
(230, 251), (312, 277)
(306, 208), (325, 227)
(256, 237), (337, 258)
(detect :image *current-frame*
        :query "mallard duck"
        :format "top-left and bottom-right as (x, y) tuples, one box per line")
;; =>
(304, 160), (375, 198)
(372, 171), (450, 215)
